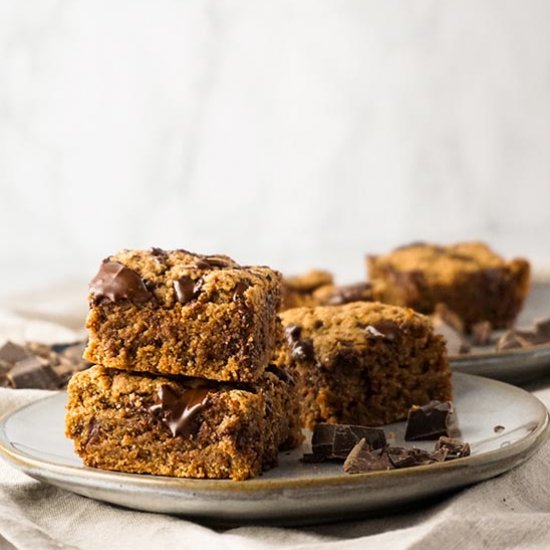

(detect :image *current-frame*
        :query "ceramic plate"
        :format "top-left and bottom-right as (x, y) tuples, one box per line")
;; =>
(0, 373), (547, 526)
(450, 281), (550, 383)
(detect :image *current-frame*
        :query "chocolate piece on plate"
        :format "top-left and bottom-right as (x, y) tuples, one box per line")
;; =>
(435, 436), (471, 459)
(496, 329), (546, 351)
(306, 423), (387, 462)
(434, 304), (465, 334)
(535, 318), (550, 340)
(7, 356), (60, 390)
(404, 401), (459, 441)
(387, 446), (447, 468)
(343, 439), (393, 474)
(431, 306), (470, 355)
(471, 321), (493, 346)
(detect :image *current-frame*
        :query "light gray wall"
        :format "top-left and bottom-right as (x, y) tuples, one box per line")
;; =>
(1, 0), (549, 297)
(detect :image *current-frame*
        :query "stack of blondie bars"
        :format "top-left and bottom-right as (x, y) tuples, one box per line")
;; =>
(65, 248), (302, 480)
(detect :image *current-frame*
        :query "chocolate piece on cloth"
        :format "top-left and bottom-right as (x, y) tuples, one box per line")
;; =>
(343, 439), (393, 473)
(0, 341), (32, 365)
(404, 400), (459, 441)
(303, 423), (386, 463)
(435, 436), (471, 459)
(7, 357), (60, 390)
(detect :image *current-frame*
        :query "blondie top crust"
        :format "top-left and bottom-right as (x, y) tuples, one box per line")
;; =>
(84, 248), (282, 382)
(367, 241), (530, 329)
(275, 302), (451, 429)
(65, 365), (301, 481)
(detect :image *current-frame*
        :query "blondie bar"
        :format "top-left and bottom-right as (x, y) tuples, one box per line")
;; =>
(367, 242), (530, 329)
(66, 365), (301, 480)
(275, 302), (451, 429)
(84, 248), (281, 382)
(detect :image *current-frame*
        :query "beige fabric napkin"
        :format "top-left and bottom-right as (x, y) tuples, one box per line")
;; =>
(2, 308), (550, 550)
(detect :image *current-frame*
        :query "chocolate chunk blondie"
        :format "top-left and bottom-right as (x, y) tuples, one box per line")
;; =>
(84, 249), (282, 382)
(275, 302), (451, 429)
(66, 365), (302, 481)
(367, 242), (530, 329)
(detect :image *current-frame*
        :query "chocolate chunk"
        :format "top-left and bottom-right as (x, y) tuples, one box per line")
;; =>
(404, 401), (458, 441)
(387, 446), (446, 468)
(0, 341), (31, 365)
(232, 281), (251, 301)
(365, 320), (401, 342)
(290, 339), (315, 361)
(535, 318), (550, 340)
(266, 364), (294, 385)
(308, 423), (386, 462)
(90, 261), (153, 304)
(435, 436), (471, 459)
(86, 418), (100, 448)
(322, 283), (373, 306)
(285, 324), (302, 343)
(431, 315), (470, 355)
(8, 357), (60, 389)
(496, 329), (546, 351)
(194, 257), (229, 269)
(471, 321), (493, 346)
(173, 276), (201, 304)
(434, 304), (465, 334)
(343, 439), (393, 474)
(149, 384), (212, 437)
(493, 425), (505, 433)
(149, 247), (166, 257)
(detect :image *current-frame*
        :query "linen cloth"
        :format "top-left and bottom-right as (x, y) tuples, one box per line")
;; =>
(2, 309), (550, 550)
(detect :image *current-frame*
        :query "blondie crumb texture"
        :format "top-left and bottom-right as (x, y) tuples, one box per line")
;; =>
(367, 242), (530, 329)
(84, 248), (282, 382)
(65, 365), (301, 480)
(275, 302), (452, 429)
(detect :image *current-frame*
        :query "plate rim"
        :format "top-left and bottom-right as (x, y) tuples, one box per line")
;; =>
(0, 373), (548, 495)
(449, 341), (550, 363)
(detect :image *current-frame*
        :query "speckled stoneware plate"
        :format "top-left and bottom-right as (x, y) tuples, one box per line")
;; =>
(450, 281), (550, 383)
(0, 373), (547, 526)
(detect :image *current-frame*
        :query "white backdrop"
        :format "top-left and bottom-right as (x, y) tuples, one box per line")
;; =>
(2, 0), (550, 301)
